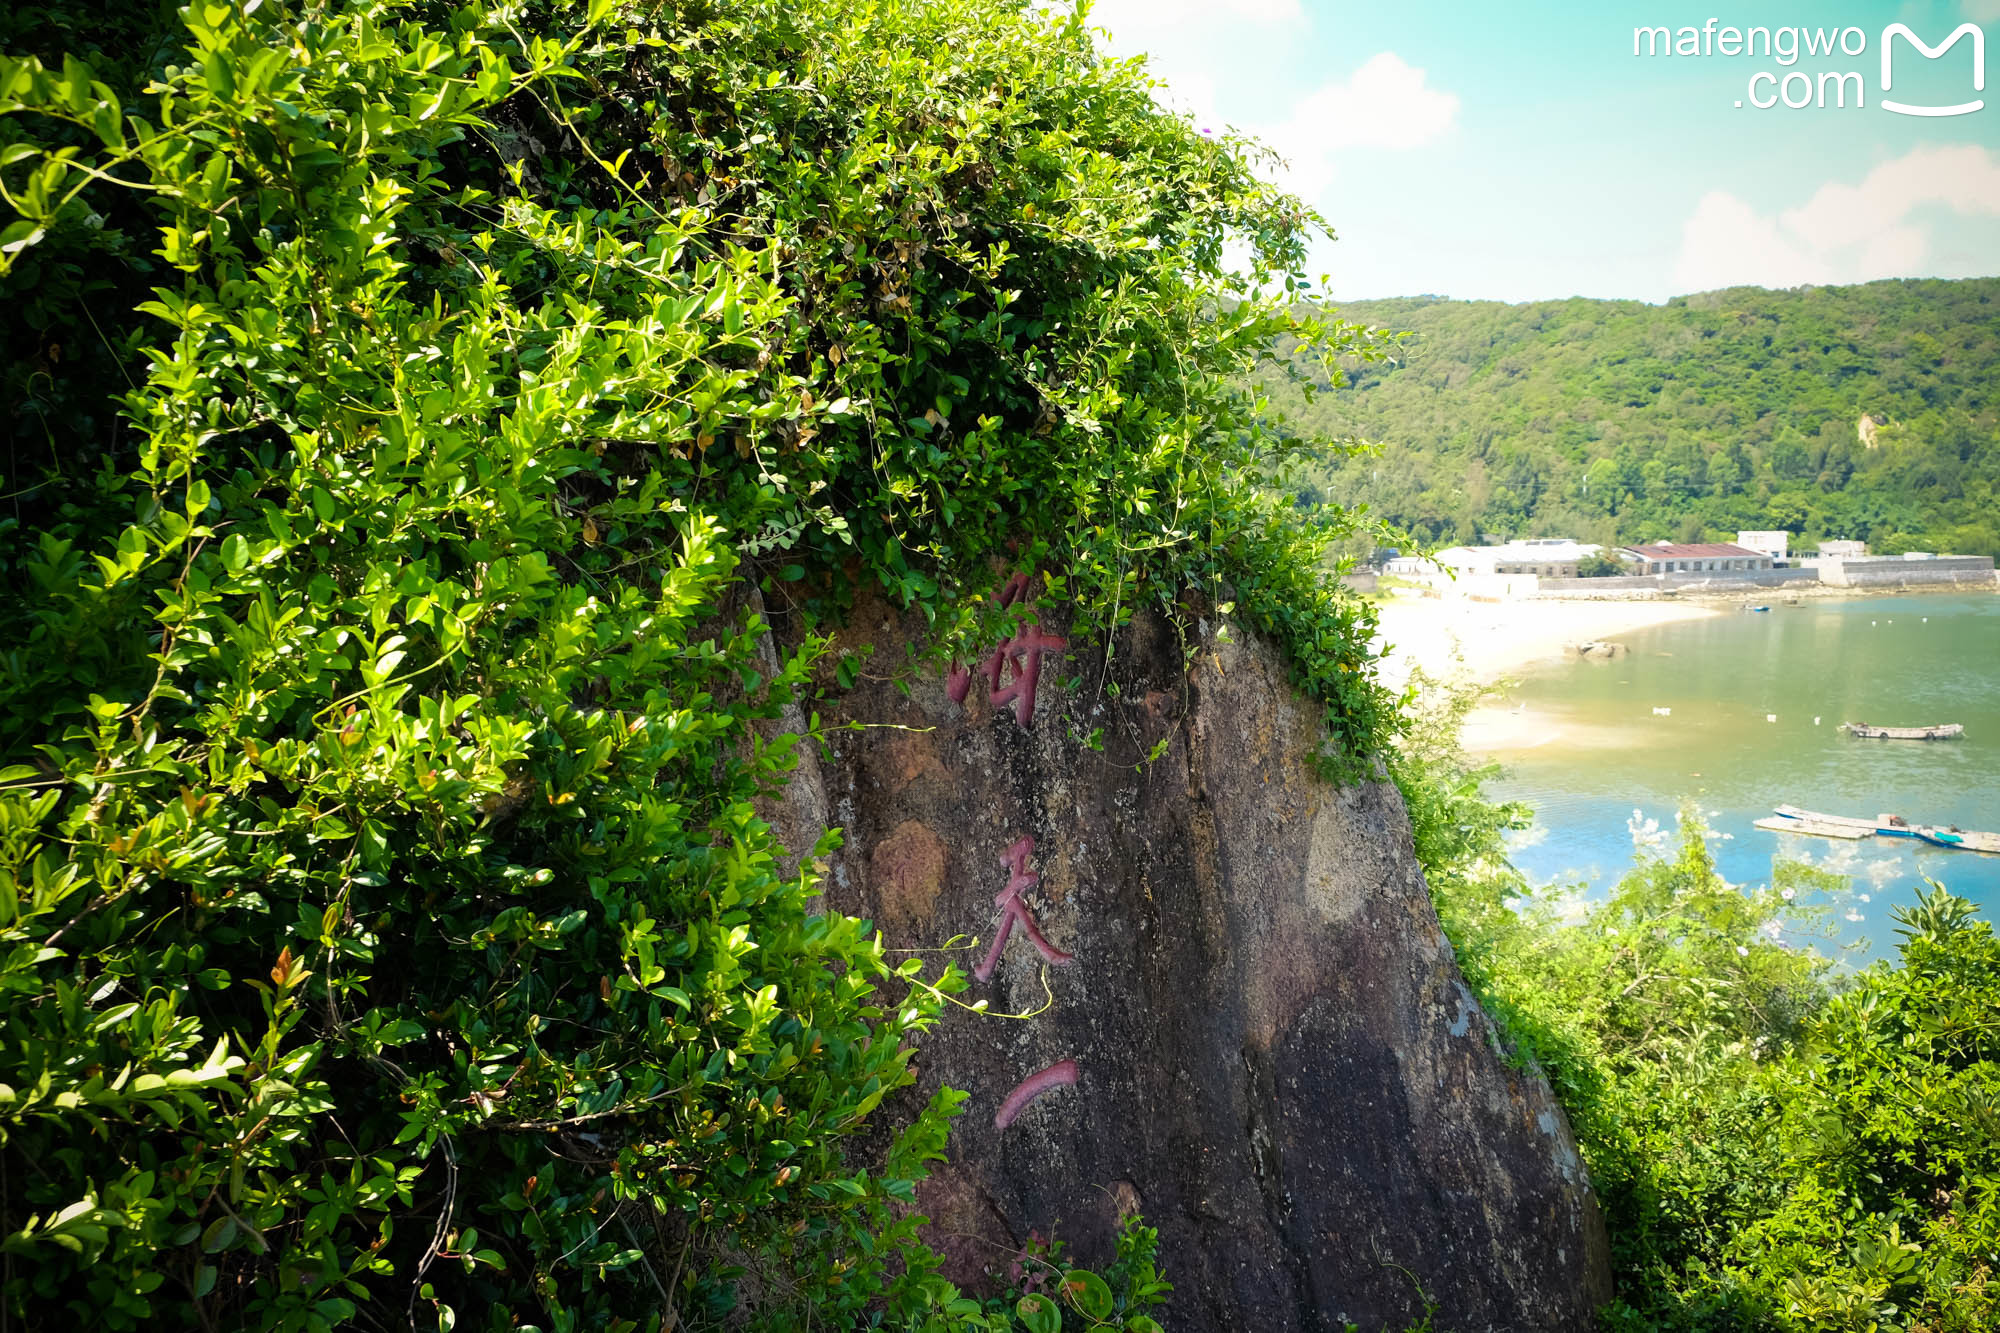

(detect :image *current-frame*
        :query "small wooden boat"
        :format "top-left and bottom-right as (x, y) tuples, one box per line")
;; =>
(1840, 722), (1964, 740)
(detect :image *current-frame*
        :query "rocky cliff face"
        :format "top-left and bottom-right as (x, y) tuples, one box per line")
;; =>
(765, 592), (1611, 1330)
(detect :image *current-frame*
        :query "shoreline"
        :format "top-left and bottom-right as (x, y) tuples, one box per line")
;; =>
(1370, 594), (1719, 692)
(1371, 583), (1996, 752)
(1371, 581), (1997, 690)
(1532, 579), (1992, 605)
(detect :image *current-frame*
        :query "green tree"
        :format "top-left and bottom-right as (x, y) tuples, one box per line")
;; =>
(1576, 553), (1625, 577)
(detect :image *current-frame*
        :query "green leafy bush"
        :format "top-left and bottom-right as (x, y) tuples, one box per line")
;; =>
(1720, 885), (2000, 1332)
(0, 0), (1391, 1326)
(1395, 685), (2000, 1331)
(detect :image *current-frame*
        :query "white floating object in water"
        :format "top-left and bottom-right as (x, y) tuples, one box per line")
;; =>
(1859, 893), (1871, 903)
(1922, 617), (1928, 623)
(1871, 620), (1877, 626)
(1652, 706), (1672, 716)
(1814, 716), (1821, 725)
(1766, 713), (1777, 722)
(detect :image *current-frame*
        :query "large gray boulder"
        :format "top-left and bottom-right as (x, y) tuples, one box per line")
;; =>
(764, 593), (1611, 1330)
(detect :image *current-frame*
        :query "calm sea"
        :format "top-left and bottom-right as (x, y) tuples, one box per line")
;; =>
(1480, 591), (2000, 962)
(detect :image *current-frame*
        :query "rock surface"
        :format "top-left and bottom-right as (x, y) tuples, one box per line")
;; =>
(766, 593), (1612, 1330)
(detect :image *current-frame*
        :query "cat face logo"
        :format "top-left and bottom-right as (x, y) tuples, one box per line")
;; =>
(1881, 22), (1985, 117)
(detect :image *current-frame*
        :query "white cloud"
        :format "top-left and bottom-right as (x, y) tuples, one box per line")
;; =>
(1085, 0), (1301, 58)
(1287, 53), (1461, 153)
(1079, 0), (1291, 144)
(1672, 144), (2000, 293)
(1260, 53), (1461, 193)
(1675, 193), (1829, 291)
(1087, 0), (1301, 42)
(1145, 67), (1221, 132)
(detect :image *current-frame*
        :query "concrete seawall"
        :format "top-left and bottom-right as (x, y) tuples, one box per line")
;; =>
(1816, 556), (1997, 589)
(1518, 558), (1993, 600)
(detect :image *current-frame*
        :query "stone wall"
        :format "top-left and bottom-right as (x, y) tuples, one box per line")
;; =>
(1528, 574), (1662, 597)
(1818, 556), (1997, 589)
(1530, 562), (2000, 597)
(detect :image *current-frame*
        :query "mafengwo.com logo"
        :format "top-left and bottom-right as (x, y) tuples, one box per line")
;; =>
(1633, 20), (1985, 114)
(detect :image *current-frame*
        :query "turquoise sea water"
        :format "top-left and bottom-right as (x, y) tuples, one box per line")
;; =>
(1481, 591), (2000, 962)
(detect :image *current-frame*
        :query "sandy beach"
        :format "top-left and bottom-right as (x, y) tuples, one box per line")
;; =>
(1371, 594), (1718, 690)
(1371, 594), (1722, 751)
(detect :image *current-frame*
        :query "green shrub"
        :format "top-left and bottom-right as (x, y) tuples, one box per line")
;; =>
(1718, 885), (2000, 1332)
(0, 0), (1389, 1326)
(1394, 684), (2000, 1331)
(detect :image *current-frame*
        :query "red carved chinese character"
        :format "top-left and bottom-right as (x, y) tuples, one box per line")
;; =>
(942, 575), (1065, 728)
(995, 1058), (1078, 1130)
(986, 620), (1066, 727)
(974, 836), (1072, 982)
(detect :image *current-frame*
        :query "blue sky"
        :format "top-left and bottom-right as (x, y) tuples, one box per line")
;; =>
(1085, 0), (2000, 302)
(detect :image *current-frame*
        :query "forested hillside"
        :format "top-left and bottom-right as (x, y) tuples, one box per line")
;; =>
(1273, 280), (2000, 555)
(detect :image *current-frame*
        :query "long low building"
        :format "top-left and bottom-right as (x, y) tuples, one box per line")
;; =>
(1618, 542), (1772, 574)
(1388, 538), (1602, 578)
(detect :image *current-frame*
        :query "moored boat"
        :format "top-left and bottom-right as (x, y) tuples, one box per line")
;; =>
(1764, 806), (1999, 854)
(1840, 722), (1964, 740)
(1915, 826), (2000, 853)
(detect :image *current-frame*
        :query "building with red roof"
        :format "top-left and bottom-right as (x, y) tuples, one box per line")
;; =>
(1616, 542), (1773, 574)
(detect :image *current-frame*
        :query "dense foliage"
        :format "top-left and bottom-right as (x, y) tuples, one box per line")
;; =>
(1272, 283), (2000, 556)
(0, 0), (1391, 1327)
(1396, 692), (2000, 1331)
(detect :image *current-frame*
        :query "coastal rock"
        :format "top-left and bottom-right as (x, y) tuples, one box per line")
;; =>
(1577, 639), (1627, 660)
(768, 593), (1612, 1330)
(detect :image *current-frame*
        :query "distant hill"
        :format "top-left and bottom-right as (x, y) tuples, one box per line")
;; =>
(1269, 279), (2000, 556)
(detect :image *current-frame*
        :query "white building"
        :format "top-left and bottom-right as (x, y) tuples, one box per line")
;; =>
(1736, 530), (1790, 562)
(1387, 539), (1601, 579)
(1437, 539), (1600, 577)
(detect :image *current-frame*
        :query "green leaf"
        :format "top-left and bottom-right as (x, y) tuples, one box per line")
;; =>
(1062, 1270), (1113, 1320)
(1016, 1293), (1060, 1333)
(200, 1217), (236, 1254)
